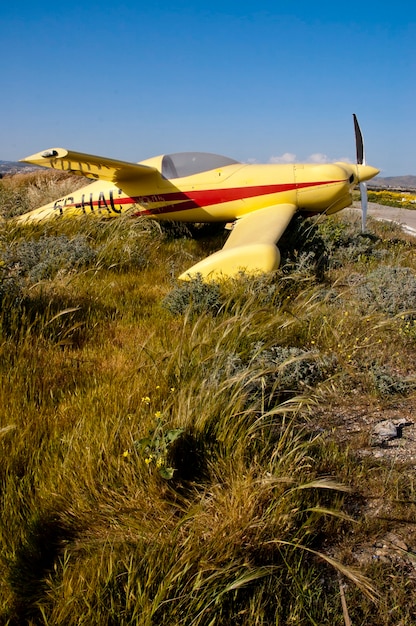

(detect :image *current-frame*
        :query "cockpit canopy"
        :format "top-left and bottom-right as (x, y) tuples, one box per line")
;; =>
(161, 152), (240, 179)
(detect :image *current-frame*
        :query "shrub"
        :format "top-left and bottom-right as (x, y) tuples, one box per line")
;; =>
(162, 275), (222, 315)
(280, 214), (387, 279)
(202, 343), (337, 410)
(317, 216), (392, 267)
(250, 344), (337, 401)
(354, 266), (416, 317)
(1, 235), (96, 283)
(280, 215), (328, 280)
(370, 365), (413, 397)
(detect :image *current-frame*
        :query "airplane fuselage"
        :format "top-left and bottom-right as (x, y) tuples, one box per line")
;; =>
(17, 159), (374, 225)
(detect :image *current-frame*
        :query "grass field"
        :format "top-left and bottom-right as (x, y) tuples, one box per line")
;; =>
(1, 171), (416, 625)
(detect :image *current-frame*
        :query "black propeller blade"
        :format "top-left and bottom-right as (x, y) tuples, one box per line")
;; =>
(353, 113), (368, 233)
(353, 113), (365, 165)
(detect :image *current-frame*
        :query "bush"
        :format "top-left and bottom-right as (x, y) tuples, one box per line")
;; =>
(354, 266), (416, 317)
(203, 343), (337, 409)
(370, 365), (413, 397)
(279, 215), (328, 280)
(317, 217), (391, 267)
(162, 275), (222, 315)
(250, 344), (336, 400)
(1, 235), (97, 283)
(280, 214), (387, 279)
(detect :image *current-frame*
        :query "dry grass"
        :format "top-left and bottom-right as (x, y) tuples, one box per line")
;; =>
(0, 170), (88, 217)
(1, 171), (416, 624)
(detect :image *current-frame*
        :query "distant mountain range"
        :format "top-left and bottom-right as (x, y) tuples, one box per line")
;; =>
(0, 160), (38, 175)
(368, 175), (416, 190)
(1, 160), (415, 190)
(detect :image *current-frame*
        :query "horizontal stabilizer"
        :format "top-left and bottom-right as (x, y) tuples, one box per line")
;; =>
(20, 148), (157, 184)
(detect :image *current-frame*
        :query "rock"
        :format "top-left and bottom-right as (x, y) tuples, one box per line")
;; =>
(371, 420), (399, 446)
(370, 418), (413, 447)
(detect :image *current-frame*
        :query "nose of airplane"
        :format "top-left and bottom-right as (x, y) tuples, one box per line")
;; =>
(356, 164), (380, 183)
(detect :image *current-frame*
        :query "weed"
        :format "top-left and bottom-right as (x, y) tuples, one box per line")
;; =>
(134, 414), (184, 479)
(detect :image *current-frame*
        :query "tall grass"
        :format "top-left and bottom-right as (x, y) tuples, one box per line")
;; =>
(0, 170), (87, 219)
(1, 172), (416, 624)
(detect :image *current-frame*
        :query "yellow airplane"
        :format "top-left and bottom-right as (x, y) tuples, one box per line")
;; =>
(18, 115), (379, 281)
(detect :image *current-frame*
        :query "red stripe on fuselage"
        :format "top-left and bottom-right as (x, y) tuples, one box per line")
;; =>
(133, 179), (346, 216)
(65, 179), (346, 216)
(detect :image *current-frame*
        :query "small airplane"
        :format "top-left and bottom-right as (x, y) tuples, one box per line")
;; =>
(18, 115), (379, 281)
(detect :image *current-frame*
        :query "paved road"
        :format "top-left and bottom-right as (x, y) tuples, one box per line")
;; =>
(350, 201), (416, 235)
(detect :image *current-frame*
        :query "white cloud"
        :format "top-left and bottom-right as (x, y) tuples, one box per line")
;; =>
(307, 152), (329, 164)
(306, 153), (354, 164)
(248, 154), (354, 166)
(269, 152), (297, 164)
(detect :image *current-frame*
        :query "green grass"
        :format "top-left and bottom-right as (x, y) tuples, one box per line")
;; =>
(1, 173), (416, 624)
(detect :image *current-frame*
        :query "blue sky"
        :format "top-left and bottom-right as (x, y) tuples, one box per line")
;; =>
(1, 1), (415, 176)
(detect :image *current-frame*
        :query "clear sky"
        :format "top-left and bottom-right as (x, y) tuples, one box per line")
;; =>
(1, 0), (415, 176)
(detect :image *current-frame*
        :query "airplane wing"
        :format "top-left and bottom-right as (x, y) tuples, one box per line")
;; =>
(20, 148), (157, 183)
(179, 203), (297, 280)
